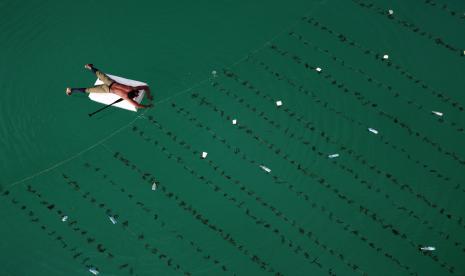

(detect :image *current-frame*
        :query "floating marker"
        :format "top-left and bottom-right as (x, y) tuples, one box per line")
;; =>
(328, 153), (339, 159)
(420, 246), (436, 251)
(432, 111), (443, 117)
(212, 70), (217, 77)
(89, 268), (99, 275)
(276, 100), (283, 107)
(109, 216), (117, 224)
(315, 67), (322, 72)
(259, 165), (271, 173)
(61, 216), (68, 222)
(388, 9), (394, 15)
(201, 152), (208, 159)
(368, 128), (379, 134)
(152, 182), (157, 191)
(383, 54), (389, 60)
(232, 119), (237, 125)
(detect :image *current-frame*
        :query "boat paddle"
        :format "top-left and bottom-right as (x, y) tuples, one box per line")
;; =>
(88, 98), (123, 117)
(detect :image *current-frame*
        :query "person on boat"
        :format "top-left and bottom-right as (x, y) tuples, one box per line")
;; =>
(66, 64), (153, 109)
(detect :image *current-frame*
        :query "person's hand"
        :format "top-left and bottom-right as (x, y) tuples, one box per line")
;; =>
(145, 87), (153, 100)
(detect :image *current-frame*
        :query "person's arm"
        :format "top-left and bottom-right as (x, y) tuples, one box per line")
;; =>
(135, 85), (152, 100)
(125, 97), (152, 109)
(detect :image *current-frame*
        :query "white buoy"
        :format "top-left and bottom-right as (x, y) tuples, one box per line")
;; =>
(383, 54), (389, 60)
(420, 246), (436, 251)
(89, 268), (99, 275)
(328, 153), (339, 159)
(388, 9), (394, 15)
(276, 100), (283, 107)
(212, 70), (217, 77)
(432, 111), (443, 117)
(109, 216), (117, 224)
(61, 216), (68, 222)
(259, 165), (271, 173)
(315, 67), (322, 72)
(368, 128), (379, 134)
(152, 182), (157, 191)
(232, 119), (237, 125)
(201, 152), (208, 159)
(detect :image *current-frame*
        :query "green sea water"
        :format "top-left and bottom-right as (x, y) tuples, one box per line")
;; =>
(1, 0), (464, 275)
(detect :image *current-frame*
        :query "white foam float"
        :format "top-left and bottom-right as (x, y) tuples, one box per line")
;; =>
(89, 74), (146, 112)
(232, 119), (237, 125)
(109, 216), (117, 224)
(328, 153), (339, 159)
(420, 246), (436, 251)
(368, 128), (379, 134)
(276, 100), (283, 107)
(383, 54), (389, 60)
(259, 165), (271, 173)
(201, 152), (208, 159)
(432, 111), (443, 117)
